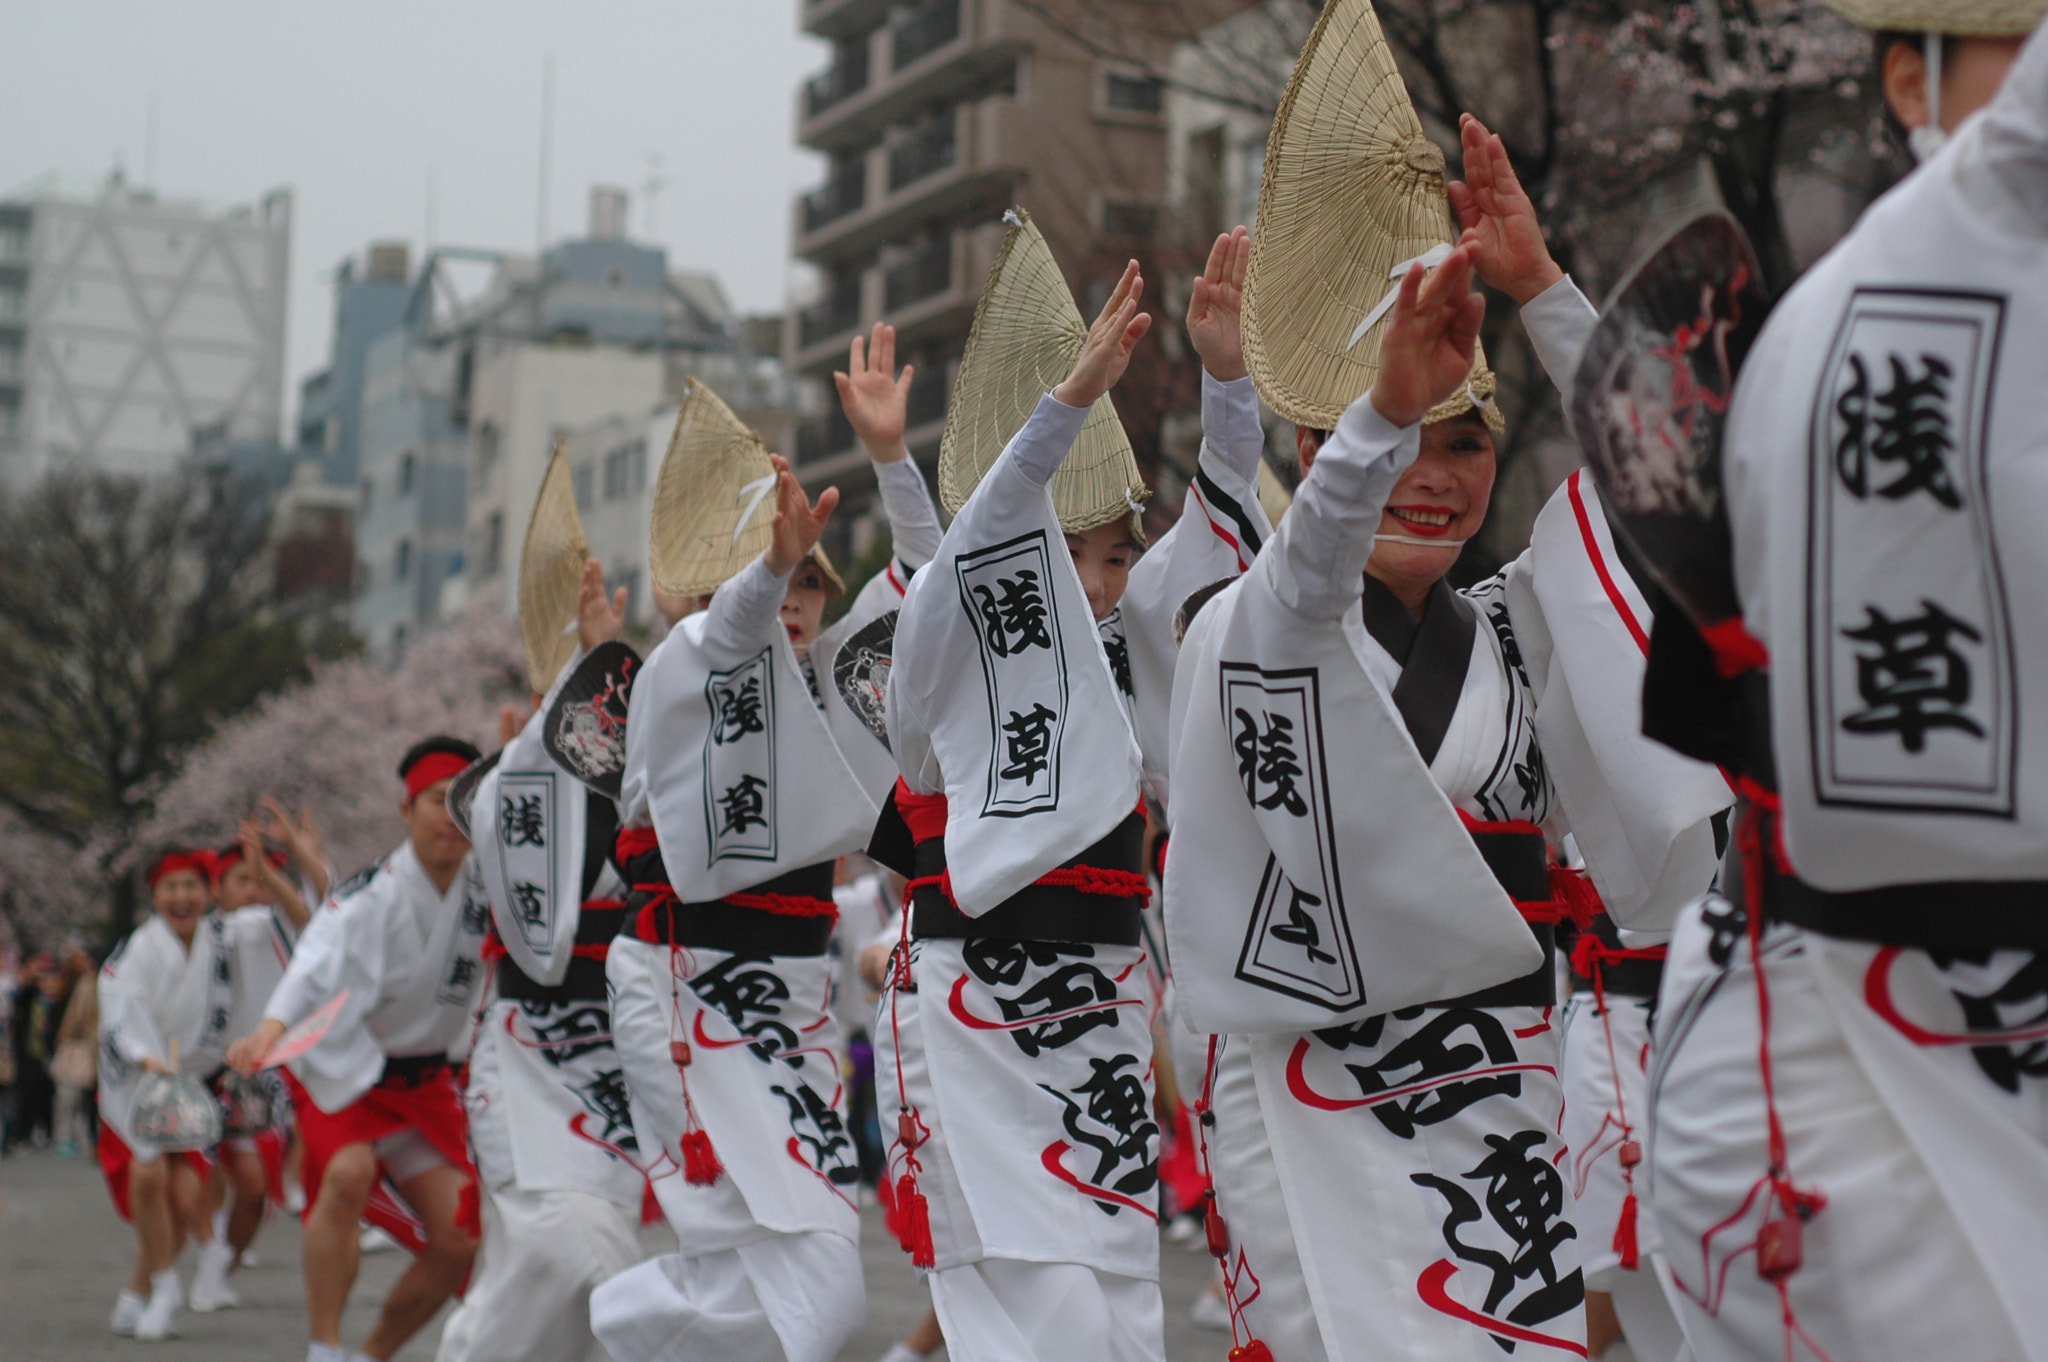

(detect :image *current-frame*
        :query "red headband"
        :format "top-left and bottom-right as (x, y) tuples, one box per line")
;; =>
(148, 850), (216, 888)
(404, 751), (472, 801)
(211, 845), (288, 883)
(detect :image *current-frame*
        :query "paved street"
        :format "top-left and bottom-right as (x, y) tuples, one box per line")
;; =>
(1, 1147), (1225, 1360)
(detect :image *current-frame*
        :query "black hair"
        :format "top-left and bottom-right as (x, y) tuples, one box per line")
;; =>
(397, 735), (482, 780)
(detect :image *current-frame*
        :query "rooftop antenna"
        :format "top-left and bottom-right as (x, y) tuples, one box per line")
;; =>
(538, 54), (556, 253)
(643, 153), (666, 236)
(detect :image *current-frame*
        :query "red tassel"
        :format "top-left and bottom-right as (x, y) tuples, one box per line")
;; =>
(680, 1129), (723, 1186)
(1203, 1194), (1231, 1261)
(1229, 1343), (1275, 1362)
(1614, 1190), (1640, 1271)
(669, 1039), (692, 1068)
(1618, 1138), (1642, 1169)
(892, 1173), (935, 1268)
(639, 1181), (662, 1226)
(454, 1179), (482, 1238)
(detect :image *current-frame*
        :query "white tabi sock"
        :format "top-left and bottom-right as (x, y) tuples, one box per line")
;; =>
(307, 1343), (348, 1362)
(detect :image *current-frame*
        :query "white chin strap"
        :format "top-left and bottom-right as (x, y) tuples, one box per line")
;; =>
(1910, 32), (1948, 163)
(1373, 534), (1467, 550)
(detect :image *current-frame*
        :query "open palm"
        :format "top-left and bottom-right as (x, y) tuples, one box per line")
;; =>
(834, 324), (915, 456)
(1185, 227), (1250, 382)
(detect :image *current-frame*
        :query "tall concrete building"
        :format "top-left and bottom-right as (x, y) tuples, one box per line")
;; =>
(0, 171), (290, 487)
(349, 188), (796, 661)
(296, 241), (412, 486)
(786, 0), (1248, 551)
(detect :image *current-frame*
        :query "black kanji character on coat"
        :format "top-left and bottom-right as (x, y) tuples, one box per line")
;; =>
(1102, 627), (1134, 698)
(1270, 883), (1336, 964)
(999, 704), (1059, 783)
(1321, 1008), (1524, 1140)
(974, 571), (1053, 657)
(965, 939), (1126, 1058)
(712, 677), (767, 745)
(1839, 599), (1984, 753)
(508, 881), (548, 929)
(717, 774), (770, 836)
(1835, 352), (1962, 508)
(1234, 708), (1309, 816)
(773, 1080), (860, 1185)
(691, 955), (799, 1059)
(577, 1066), (639, 1151)
(1412, 1130), (1582, 1342)
(500, 793), (548, 847)
(1039, 1053), (1158, 1215)
(521, 1000), (613, 1067)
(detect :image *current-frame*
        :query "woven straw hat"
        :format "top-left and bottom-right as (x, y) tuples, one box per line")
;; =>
(650, 377), (780, 598)
(940, 208), (1150, 543)
(518, 436), (589, 694)
(804, 542), (846, 599)
(1820, 0), (2044, 34)
(1241, 0), (1504, 435)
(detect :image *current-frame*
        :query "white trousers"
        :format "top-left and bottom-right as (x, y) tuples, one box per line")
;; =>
(928, 1259), (1165, 1362)
(434, 1180), (641, 1362)
(589, 1230), (863, 1362)
(1650, 903), (2038, 1362)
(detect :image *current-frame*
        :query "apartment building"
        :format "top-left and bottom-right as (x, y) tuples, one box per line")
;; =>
(786, 0), (1251, 553)
(0, 172), (290, 488)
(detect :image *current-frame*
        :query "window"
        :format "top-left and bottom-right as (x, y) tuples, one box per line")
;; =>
(1101, 200), (1159, 241)
(474, 423), (500, 489)
(481, 512), (503, 577)
(1104, 72), (1164, 115)
(395, 539), (412, 581)
(399, 452), (416, 495)
(572, 462), (595, 510)
(603, 440), (646, 500)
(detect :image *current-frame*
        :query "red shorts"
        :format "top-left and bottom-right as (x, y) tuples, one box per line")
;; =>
(286, 1067), (475, 1256)
(97, 1125), (212, 1223)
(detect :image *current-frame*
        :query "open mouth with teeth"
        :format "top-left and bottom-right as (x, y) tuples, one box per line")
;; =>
(1386, 506), (1458, 537)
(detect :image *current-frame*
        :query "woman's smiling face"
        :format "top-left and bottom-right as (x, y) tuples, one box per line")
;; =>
(1367, 412), (1496, 603)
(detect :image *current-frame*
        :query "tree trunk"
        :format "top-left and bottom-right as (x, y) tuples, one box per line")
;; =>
(1710, 94), (1799, 296)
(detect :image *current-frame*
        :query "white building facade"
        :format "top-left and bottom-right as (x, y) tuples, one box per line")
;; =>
(0, 172), (291, 487)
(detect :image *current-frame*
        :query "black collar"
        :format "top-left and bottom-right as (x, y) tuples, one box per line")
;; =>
(1360, 575), (1477, 767)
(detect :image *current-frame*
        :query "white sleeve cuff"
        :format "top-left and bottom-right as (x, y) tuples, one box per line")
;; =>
(1007, 393), (1093, 487)
(1519, 275), (1600, 397)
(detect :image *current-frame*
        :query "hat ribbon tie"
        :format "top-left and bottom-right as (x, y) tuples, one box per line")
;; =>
(1348, 243), (1455, 350)
(732, 474), (777, 545)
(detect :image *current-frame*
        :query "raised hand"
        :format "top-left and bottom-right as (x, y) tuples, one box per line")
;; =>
(1447, 114), (1564, 305)
(1054, 259), (1153, 410)
(1369, 242), (1486, 429)
(833, 324), (915, 462)
(576, 557), (627, 652)
(762, 454), (841, 577)
(497, 703), (527, 746)
(242, 816), (311, 928)
(1185, 227), (1251, 382)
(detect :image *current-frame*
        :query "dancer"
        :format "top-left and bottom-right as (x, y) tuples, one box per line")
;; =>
(98, 846), (309, 1340)
(1160, 8), (1729, 1359)
(432, 446), (648, 1362)
(592, 364), (940, 1362)
(1646, 13), (2048, 1361)
(228, 737), (490, 1362)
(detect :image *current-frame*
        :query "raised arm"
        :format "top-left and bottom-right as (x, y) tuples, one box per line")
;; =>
(1267, 244), (1485, 621)
(1186, 227), (1266, 486)
(836, 324), (944, 569)
(695, 455), (839, 666)
(241, 818), (310, 933)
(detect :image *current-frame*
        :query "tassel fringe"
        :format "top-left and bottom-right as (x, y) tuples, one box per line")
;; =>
(1229, 1344), (1276, 1362)
(894, 1173), (934, 1268)
(680, 1128), (723, 1186)
(1615, 1190), (1640, 1271)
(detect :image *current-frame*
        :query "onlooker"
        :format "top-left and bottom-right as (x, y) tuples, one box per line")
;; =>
(50, 939), (99, 1156)
(0, 945), (18, 1151)
(10, 952), (61, 1148)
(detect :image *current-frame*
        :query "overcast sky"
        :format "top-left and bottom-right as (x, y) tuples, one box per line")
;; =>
(0, 1), (826, 433)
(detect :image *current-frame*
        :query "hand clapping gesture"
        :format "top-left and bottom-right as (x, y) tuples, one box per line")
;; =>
(1054, 259), (1153, 411)
(834, 324), (915, 463)
(762, 454), (841, 578)
(1185, 227), (1251, 383)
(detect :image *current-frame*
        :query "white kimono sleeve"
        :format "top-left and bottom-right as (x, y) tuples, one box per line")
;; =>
(99, 946), (167, 1069)
(1122, 372), (1274, 806)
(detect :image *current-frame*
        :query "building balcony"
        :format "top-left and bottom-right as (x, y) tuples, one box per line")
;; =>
(793, 100), (1020, 265)
(883, 236), (952, 313)
(788, 219), (1005, 382)
(892, 0), (962, 71)
(801, 0), (893, 41)
(797, 275), (863, 351)
(802, 162), (868, 234)
(797, 0), (1022, 154)
(804, 42), (871, 118)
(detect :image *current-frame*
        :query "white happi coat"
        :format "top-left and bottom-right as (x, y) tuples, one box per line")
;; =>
(1651, 30), (2048, 1362)
(262, 841), (491, 1114)
(1165, 280), (1727, 1362)
(99, 908), (292, 1152)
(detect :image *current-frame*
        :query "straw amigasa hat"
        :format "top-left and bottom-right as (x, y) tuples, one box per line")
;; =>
(518, 436), (589, 694)
(1819, 0), (2045, 34)
(650, 377), (845, 600)
(1240, 0), (1504, 436)
(939, 207), (1150, 544)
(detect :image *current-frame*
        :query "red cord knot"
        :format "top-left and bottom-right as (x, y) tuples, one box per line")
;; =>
(669, 1039), (692, 1069)
(1618, 1139), (1642, 1169)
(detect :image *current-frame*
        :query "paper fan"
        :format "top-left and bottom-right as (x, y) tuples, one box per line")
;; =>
(1241, 0), (1502, 433)
(939, 207), (1149, 542)
(518, 437), (589, 694)
(649, 377), (780, 599)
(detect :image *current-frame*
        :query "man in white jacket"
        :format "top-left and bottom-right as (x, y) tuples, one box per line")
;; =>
(229, 737), (490, 1362)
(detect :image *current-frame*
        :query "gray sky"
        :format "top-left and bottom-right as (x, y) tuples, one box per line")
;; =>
(0, 0), (825, 434)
